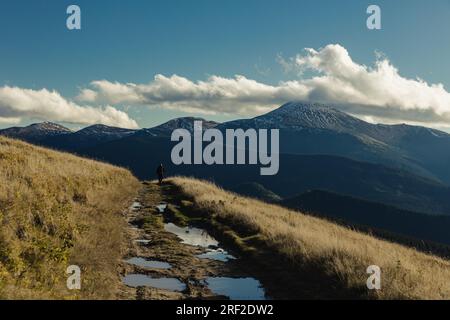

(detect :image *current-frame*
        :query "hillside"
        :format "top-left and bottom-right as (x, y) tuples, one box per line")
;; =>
(282, 190), (450, 249)
(1, 137), (448, 300)
(170, 177), (450, 299)
(0, 136), (140, 299)
(233, 182), (282, 202)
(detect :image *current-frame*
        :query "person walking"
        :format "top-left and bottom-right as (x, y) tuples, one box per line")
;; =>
(156, 163), (165, 185)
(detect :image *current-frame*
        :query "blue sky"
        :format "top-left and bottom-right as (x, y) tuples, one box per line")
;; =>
(1, 0), (450, 129)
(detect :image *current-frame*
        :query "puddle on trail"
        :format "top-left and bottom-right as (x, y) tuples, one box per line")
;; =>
(125, 257), (172, 269)
(164, 223), (235, 261)
(133, 205), (267, 298)
(205, 277), (266, 300)
(164, 223), (219, 248)
(196, 249), (236, 262)
(123, 274), (186, 291)
(156, 203), (168, 213)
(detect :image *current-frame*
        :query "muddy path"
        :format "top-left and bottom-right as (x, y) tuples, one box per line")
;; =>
(117, 181), (267, 300)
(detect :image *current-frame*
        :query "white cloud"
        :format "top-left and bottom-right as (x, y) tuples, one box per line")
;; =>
(75, 88), (98, 103)
(0, 86), (139, 128)
(277, 44), (450, 126)
(0, 116), (21, 125)
(4, 44), (448, 130)
(77, 44), (450, 128)
(78, 74), (310, 116)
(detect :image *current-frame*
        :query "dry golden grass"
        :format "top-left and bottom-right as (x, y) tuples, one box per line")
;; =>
(171, 177), (450, 300)
(0, 136), (140, 299)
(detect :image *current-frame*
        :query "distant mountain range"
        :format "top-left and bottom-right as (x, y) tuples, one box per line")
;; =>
(0, 122), (72, 143)
(219, 102), (450, 183)
(2, 101), (450, 221)
(141, 117), (219, 137)
(41, 124), (138, 150)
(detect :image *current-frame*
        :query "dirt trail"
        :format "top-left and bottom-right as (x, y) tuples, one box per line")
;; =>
(117, 181), (264, 300)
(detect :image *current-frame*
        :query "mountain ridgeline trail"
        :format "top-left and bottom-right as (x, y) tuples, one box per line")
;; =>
(120, 181), (269, 300)
(119, 181), (352, 300)
(119, 178), (450, 300)
(2, 135), (449, 299)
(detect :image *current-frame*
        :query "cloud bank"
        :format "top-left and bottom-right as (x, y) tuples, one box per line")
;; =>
(3, 44), (450, 129)
(77, 75), (301, 115)
(78, 44), (450, 128)
(0, 86), (138, 128)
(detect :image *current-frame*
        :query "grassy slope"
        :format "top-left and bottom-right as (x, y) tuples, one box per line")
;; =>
(0, 137), (140, 299)
(171, 177), (450, 300)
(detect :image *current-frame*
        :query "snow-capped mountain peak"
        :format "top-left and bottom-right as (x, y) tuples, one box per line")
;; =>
(0, 122), (72, 142)
(255, 101), (366, 131)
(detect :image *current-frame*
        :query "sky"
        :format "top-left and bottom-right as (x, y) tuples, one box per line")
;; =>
(1, 0), (450, 130)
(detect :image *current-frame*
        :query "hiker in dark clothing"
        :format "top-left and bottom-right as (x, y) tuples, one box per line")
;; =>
(156, 163), (165, 185)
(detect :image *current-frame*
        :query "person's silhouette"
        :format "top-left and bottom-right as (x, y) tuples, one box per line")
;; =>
(156, 163), (165, 185)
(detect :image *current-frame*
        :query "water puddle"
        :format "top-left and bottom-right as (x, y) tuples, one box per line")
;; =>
(123, 274), (186, 291)
(205, 277), (266, 300)
(130, 201), (142, 211)
(156, 203), (168, 213)
(164, 223), (219, 248)
(164, 222), (236, 261)
(139, 205), (268, 298)
(196, 248), (236, 262)
(125, 257), (171, 269)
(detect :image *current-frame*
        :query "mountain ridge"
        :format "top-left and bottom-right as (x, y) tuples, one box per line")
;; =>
(3, 101), (449, 141)
(2, 100), (450, 186)
(0, 121), (72, 142)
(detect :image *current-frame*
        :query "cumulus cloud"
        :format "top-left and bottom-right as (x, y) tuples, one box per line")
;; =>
(77, 75), (304, 116)
(278, 44), (450, 125)
(77, 44), (450, 128)
(0, 117), (21, 125)
(0, 86), (139, 128)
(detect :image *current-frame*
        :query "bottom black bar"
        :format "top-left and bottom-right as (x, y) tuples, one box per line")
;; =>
(1, 300), (448, 319)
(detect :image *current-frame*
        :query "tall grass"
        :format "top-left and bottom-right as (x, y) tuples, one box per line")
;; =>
(0, 137), (140, 299)
(171, 177), (450, 300)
